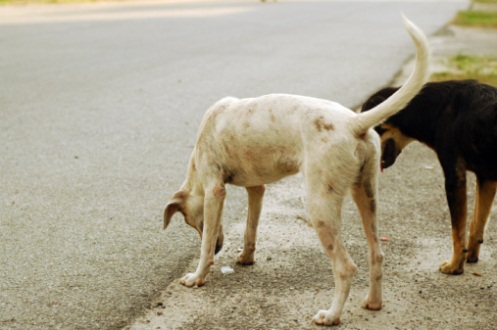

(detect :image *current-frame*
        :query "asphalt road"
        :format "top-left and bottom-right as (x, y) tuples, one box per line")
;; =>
(0, 1), (467, 329)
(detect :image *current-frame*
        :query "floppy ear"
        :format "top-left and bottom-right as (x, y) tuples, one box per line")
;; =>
(164, 202), (179, 230)
(163, 191), (188, 230)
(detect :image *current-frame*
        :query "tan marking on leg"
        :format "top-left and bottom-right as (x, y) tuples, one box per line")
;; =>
(440, 184), (468, 275)
(440, 161), (469, 275)
(467, 180), (497, 263)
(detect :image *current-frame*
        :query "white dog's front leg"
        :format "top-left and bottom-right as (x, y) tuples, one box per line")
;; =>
(180, 236), (216, 286)
(179, 233), (216, 287)
(180, 185), (226, 287)
(237, 185), (265, 265)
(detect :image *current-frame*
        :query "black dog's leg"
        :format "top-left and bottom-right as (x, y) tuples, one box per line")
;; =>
(467, 179), (497, 263)
(439, 161), (468, 275)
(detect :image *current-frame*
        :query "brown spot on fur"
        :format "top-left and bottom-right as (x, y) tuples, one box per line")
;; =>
(370, 200), (376, 213)
(364, 181), (374, 198)
(244, 149), (255, 159)
(327, 243), (334, 251)
(314, 117), (334, 132)
(317, 221), (325, 228)
(212, 186), (226, 197)
(328, 184), (334, 194)
(323, 123), (333, 130)
(371, 224), (379, 242)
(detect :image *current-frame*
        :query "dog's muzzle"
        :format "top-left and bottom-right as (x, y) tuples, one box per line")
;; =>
(381, 138), (400, 169)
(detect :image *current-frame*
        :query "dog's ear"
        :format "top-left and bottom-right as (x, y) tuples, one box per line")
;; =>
(163, 191), (188, 230)
(362, 94), (387, 112)
(361, 87), (399, 112)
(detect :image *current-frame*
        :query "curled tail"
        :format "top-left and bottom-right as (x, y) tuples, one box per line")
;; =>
(352, 14), (430, 136)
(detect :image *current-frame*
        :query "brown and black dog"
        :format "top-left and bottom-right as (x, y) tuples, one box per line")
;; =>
(361, 79), (497, 275)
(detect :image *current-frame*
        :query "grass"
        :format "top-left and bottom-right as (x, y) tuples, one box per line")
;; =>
(473, 0), (497, 4)
(431, 54), (497, 87)
(452, 10), (497, 28)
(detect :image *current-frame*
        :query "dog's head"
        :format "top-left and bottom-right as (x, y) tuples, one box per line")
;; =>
(374, 123), (413, 169)
(164, 190), (224, 254)
(361, 87), (413, 170)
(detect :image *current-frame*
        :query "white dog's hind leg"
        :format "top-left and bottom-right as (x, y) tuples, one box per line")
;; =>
(311, 214), (357, 325)
(180, 182), (226, 287)
(352, 171), (383, 310)
(306, 179), (357, 326)
(237, 185), (265, 265)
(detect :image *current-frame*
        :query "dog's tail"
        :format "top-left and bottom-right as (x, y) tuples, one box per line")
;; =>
(352, 14), (430, 136)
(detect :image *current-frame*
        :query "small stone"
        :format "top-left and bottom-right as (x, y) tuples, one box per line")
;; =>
(221, 266), (235, 274)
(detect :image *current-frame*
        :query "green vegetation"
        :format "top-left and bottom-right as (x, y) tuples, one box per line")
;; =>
(473, 0), (497, 4)
(431, 54), (497, 87)
(452, 10), (497, 28)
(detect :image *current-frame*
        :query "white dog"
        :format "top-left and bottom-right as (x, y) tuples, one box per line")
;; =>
(164, 15), (429, 326)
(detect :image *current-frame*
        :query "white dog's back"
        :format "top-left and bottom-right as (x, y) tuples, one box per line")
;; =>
(195, 94), (358, 187)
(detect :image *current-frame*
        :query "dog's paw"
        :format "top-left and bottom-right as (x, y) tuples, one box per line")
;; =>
(467, 239), (483, 263)
(312, 310), (340, 326)
(466, 248), (480, 263)
(362, 297), (382, 311)
(466, 254), (479, 263)
(236, 254), (255, 265)
(439, 260), (464, 275)
(179, 273), (205, 287)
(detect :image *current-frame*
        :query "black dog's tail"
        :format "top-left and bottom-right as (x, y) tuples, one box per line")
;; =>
(352, 14), (430, 136)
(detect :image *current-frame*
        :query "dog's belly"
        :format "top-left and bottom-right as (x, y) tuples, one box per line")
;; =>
(221, 146), (302, 187)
